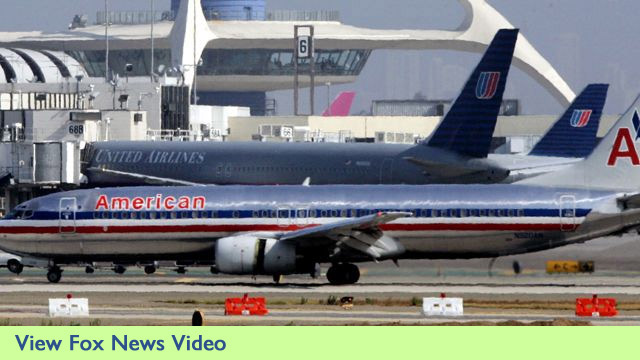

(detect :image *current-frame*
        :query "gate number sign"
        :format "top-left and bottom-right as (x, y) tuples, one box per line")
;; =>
(297, 36), (311, 58)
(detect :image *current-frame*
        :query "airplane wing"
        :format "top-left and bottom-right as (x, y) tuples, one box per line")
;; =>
(277, 212), (411, 259)
(85, 167), (205, 186)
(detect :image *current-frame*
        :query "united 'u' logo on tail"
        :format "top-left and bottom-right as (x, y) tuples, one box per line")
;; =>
(569, 110), (593, 128)
(475, 72), (500, 99)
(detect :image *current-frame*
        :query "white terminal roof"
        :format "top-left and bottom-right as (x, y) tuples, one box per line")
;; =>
(0, 0), (576, 105)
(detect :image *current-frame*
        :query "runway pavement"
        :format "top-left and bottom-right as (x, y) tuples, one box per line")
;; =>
(2, 234), (640, 325)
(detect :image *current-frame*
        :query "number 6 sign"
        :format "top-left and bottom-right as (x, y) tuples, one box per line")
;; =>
(297, 36), (311, 58)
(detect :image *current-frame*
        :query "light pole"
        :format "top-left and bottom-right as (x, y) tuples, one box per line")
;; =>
(104, 0), (110, 82)
(150, 0), (155, 82)
(325, 82), (331, 115)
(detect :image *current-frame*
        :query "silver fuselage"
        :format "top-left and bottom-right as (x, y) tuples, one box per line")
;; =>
(0, 185), (634, 265)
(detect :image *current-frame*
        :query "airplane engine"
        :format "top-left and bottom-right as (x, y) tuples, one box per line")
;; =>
(215, 236), (303, 275)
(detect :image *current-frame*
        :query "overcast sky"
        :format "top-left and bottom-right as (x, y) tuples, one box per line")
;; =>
(0, 0), (639, 115)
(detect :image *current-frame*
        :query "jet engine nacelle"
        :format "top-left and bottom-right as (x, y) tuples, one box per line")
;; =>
(215, 235), (299, 275)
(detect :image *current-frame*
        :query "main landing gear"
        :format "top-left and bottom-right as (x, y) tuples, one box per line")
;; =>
(46, 266), (63, 283)
(7, 259), (23, 275)
(326, 263), (360, 285)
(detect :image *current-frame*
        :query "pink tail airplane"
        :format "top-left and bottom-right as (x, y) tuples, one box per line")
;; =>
(322, 91), (356, 116)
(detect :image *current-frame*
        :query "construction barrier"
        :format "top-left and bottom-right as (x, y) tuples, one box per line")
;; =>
(225, 294), (268, 316)
(422, 294), (463, 316)
(546, 260), (595, 274)
(48, 295), (89, 317)
(575, 295), (618, 317)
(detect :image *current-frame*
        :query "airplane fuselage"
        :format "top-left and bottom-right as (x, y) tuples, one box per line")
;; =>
(83, 141), (573, 186)
(0, 185), (631, 266)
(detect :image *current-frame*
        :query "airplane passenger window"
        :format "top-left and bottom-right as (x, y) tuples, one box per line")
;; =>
(340, 210), (347, 217)
(212, 211), (218, 218)
(508, 209), (515, 217)
(469, 209), (478, 217)
(170, 212), (178, 219)
(150, 212), (157, 219)
(261, 210), (269, 218)
(488, 210), (495, 217)
(130, 212), (138, 219)
(181, 212), (189, 219)
(122, 212), (130, 219)
(252, 211), (260, 218)
(93, 212), (99, 219)
(140, 212), (148, 219)
(102, 212), (108, 219)
(233, 211), (240, 218)
(479, 210), (486, 217)
(331, 210), (338, 217)
(498, 210), (505, 217)
(460, 209), (467, 217)
(192, 211), (198, 218)
(309, 209), (317, 218)
(321, 210), (328, 217)
(517, 209), (525, 217)
(160, 212), (167, 219)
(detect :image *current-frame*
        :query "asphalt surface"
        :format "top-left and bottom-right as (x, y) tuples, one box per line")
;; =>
(1, 235), (639, 325)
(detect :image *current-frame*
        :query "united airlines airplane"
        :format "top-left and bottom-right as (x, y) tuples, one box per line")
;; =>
(1, 93), (640, 284)
(83, 65), (609, 188)
(83, 29), (519, 186)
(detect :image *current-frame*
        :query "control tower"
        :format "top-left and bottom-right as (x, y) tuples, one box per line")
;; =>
(171, 0), (266, 20)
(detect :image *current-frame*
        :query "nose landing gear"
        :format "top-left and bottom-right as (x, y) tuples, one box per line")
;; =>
(326, 263), (360, 285)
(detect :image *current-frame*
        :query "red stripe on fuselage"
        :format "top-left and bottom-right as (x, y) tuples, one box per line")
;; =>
(0, 222), (570, 234)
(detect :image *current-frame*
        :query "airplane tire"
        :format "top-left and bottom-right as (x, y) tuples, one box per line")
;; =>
(144, 265), (156, 275)
(273, 274), (283, 284)
(47, 268), (62, 283)
(85, 266), (95, 274)
(7, 259), (23, 275)
(114, 265), (126, 274)
(327, 264), (360, 285)
(176, 266), (187, 274)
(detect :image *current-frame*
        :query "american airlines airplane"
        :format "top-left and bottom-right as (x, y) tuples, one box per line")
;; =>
(2, 93), (640, 284)
(83, 29), (519, 186)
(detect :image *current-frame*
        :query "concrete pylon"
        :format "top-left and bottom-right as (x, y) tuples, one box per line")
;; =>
(170, 0), (215, 87)
(455, 0), (575, 105)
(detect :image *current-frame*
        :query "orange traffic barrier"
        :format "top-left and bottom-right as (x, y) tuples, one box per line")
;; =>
(575, 295), (618, 317)
(225, 293), (268, 316)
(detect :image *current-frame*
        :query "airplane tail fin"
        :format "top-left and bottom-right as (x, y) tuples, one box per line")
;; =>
(322, 91), (356, 116)
(529, 84), (608, 158)
(425, 29), (518, 158)
(519, 93), (640, 191)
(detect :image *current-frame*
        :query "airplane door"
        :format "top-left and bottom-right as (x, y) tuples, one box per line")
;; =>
(59, 197), (77, 234)
(380, 158), (394, 184)
(559, 195), (576, 231)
